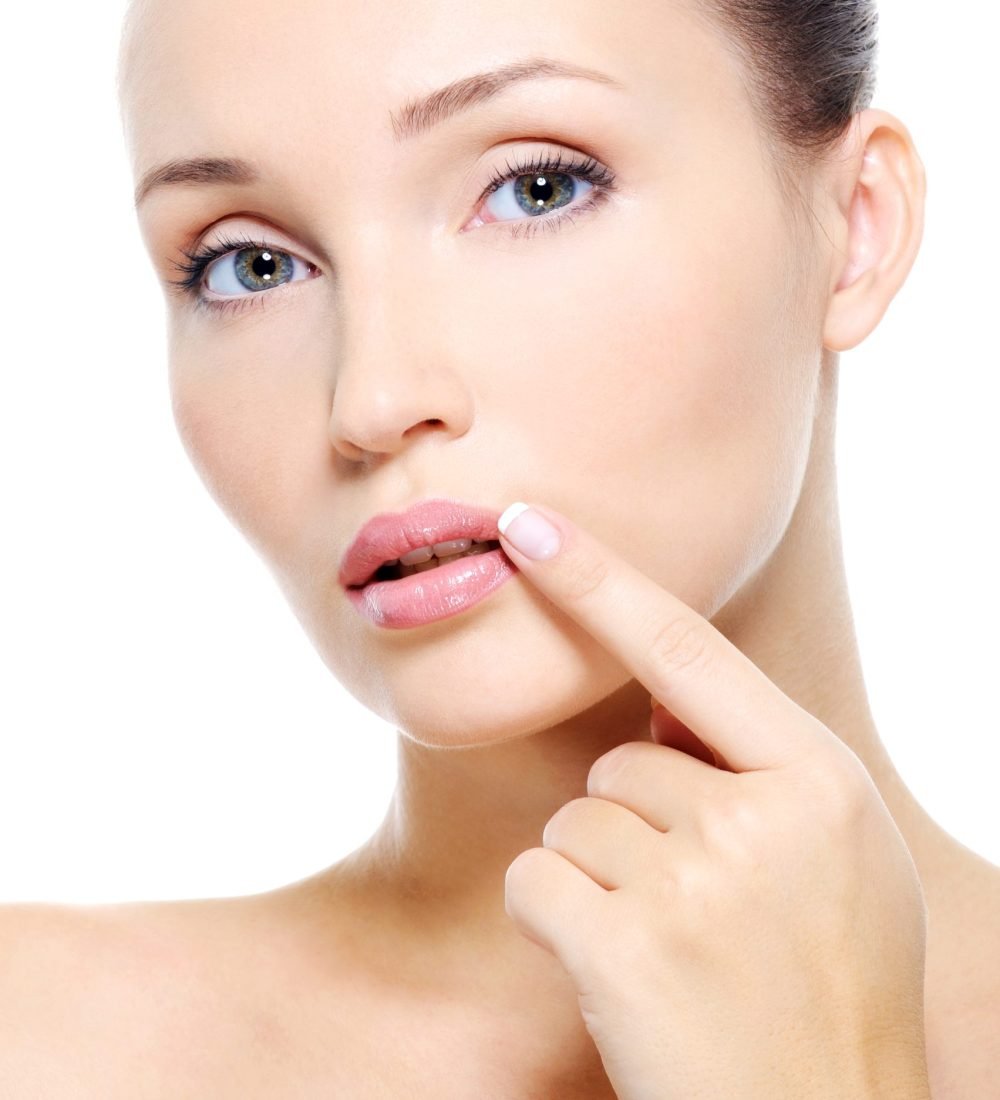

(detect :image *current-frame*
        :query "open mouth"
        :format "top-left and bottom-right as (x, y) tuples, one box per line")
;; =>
(368, 539), (502, 584)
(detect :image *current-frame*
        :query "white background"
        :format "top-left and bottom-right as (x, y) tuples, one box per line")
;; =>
(1, 1), (996, 904)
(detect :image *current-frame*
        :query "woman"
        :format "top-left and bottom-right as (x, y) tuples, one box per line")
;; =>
(3, 0), (995, 1095)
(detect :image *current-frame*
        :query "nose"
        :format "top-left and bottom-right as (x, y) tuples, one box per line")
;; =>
(327, 248), (474, 464)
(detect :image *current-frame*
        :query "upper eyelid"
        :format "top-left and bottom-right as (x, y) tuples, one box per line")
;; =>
(172, 145), (615, 308)
(166, 229), (313, 294)
(194, 146), (611, 258)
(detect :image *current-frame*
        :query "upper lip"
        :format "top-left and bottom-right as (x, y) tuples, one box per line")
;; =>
(339, 498), (504, 589)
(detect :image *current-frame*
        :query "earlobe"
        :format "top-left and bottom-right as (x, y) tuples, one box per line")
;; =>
(822, 108), (927, 352)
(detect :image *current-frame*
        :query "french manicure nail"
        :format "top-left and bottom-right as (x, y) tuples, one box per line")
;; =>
(497, 502), (562, 561)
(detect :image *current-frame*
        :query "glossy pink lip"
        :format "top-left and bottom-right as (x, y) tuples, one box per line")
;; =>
(345, 546), (516, 629)
(338, 498), (506, 590)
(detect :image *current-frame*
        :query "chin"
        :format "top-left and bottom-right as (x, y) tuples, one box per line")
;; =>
(379, 644), (633, 750)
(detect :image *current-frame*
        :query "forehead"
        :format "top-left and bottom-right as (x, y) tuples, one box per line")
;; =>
(120, 0), (752, 184)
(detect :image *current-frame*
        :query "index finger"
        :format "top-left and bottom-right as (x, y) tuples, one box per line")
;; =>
(497, 501), (832, 773)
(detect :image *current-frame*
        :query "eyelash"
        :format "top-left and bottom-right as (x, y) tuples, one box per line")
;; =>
(167, 149), (618, 319)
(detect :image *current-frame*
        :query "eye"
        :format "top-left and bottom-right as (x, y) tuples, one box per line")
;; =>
(485, 168), (592, 221)
(202, 244), (314, 298)
(166, 149), (618, 317)
(469, 149), (618, 239)
(167, 231), (320, 316)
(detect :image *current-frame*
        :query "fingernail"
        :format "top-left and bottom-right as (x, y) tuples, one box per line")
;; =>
(497, 502), (562, 561)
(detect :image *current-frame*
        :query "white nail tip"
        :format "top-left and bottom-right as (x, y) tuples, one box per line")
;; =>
(498, 501), (531, 536)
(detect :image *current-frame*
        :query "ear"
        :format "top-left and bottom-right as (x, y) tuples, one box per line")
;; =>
(821, 108), (927, 352)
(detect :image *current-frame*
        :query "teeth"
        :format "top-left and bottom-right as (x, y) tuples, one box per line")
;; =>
(382, 539), (499, 579)
(397, 538), (474, 567)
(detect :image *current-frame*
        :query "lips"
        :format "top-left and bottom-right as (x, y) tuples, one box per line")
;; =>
(339, 498), (505, 589)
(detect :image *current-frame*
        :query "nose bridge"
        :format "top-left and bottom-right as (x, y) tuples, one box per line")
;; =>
(310, 103), (442, 361)
(327, 216), (461, 456)
(338, 216), (430, 366)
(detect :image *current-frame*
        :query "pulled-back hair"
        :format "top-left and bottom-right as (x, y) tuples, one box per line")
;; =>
(699, 0), (880, 214)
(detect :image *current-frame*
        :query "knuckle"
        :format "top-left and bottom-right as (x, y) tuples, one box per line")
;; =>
(505, 846), (547, 895)
(671, 862), (711, 912)
(699, 791), (767, 860)
(587, 743), (634, 793)
(807, 747), (873, 827)
(646, 612), (710, 679)
(560, 550), (613, 604)
(651, 860), (720, 950)
(542, 797), (589, 846)
(831, 768), (873, 827)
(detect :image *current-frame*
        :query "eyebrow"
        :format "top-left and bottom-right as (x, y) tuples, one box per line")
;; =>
(134, 56), (624, 208)
(134, 156), (257, 208)
(389, 55), (624, 142)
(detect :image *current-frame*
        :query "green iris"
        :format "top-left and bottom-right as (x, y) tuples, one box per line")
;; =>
(233, 247), (295, 292)
(513, 172), (577, 216)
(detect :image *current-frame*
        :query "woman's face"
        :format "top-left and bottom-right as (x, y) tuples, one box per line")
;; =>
(122, 0), (834, 747)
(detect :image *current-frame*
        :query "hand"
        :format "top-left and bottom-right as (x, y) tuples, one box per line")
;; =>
(498, 502), (931, 1100)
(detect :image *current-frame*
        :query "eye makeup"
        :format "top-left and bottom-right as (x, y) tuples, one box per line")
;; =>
(167, 147), (618, 318)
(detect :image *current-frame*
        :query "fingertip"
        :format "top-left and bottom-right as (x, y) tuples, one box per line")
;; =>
(497, 502), (562, 561)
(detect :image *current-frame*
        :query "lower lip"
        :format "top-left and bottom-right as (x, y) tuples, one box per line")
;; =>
(345, 547), (517, 629)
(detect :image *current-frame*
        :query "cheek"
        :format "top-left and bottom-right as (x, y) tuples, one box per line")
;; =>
(471, 193), (817, 619)
(167, 321), (324, 565)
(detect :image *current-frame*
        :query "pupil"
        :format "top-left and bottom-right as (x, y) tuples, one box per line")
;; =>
(252, 251), (277, 280)
(529, 175), (553, 206)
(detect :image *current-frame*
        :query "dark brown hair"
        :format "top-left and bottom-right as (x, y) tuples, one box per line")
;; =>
(699, 0), (880, 213)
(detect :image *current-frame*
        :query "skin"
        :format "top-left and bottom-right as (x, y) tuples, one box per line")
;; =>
(104, 0), (1000, 1093)
(498, 502), (934, 1098)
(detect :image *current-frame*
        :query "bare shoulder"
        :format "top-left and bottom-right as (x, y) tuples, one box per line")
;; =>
(0, 869), (604, 1098)
(0, 900), (153, 1092)
(0, 900), (144, 1037)
(0, 895), (305, 1097)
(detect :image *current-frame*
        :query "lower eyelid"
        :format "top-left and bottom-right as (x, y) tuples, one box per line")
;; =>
(197, 255), (318, 314)
(188, 175), (612, 315)
(194, 277), (302, 319)
(196, 292), (266, 319)
(497, 187), (612, 240)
